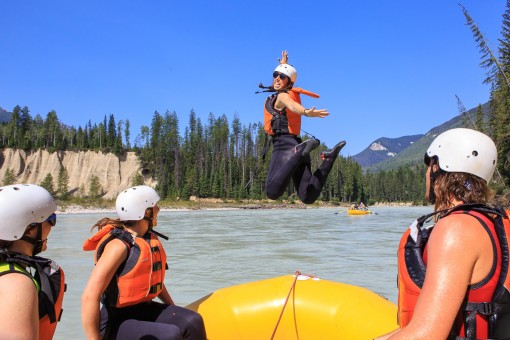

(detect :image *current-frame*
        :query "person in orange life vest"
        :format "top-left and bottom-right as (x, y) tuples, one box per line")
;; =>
(0, 184), (64, 340)
(263, 50), (346, 204)
(81, 186), (206, 340)
(376, 128), (509, 339)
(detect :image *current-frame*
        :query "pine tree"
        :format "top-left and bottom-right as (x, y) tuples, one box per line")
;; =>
(7, 106), (20, 148)
(108, 114), (116, 149)
(40, 173), (55, 195)
(124, 119), (131, 149)
(20, 106), (32, 150)
(461, 2), (510, 185)
(475, 104), (485, 132)
(2, 169), (16, 186)
(132, 172), (144, 186)
(115, 120), (123, 154)
(88, 174), (101, 198)
(57, 166), (70, 199)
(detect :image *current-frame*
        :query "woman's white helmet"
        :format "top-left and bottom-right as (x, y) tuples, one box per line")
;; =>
(425, 128), (497, 183)
(274, 63), (297, 83)
(0, 184), (57, 241)
(116, 185), (160, 221)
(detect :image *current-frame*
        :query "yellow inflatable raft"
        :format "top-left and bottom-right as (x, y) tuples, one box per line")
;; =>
(186, 274), (397, 340)
(347, 209), (372, 215)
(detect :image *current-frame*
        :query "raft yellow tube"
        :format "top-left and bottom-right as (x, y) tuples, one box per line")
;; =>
(186, 274), (397, 340)
(347, 209), (372, 215)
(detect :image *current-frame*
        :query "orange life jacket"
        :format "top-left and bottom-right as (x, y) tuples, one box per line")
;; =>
(0, 251), (66, 340)
(83, 225), (167, 308)
(263, 87), (319, 136)
(397, 204), (510, 339)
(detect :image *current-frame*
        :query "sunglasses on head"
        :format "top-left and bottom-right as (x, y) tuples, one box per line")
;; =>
(273, 72), (289, 81)
(424, 154), (439, 167)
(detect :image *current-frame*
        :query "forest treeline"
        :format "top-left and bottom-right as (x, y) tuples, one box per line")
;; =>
(0, 106), (427, 204)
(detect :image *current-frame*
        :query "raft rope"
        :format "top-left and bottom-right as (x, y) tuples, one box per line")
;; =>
(270, 270), (301, 340)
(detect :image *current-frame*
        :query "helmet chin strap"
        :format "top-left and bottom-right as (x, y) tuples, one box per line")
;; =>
(143, 208), (169, 241)
(20, 224), (45, 255)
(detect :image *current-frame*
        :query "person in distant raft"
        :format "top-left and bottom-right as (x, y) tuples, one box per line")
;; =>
(81, 185), (206, 340)
(0, 184), (65, 340)
(261, 50), (346, 204)
(376, 128), (510, 340)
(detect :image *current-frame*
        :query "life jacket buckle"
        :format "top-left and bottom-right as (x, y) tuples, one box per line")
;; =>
(478, 302), (494, 315)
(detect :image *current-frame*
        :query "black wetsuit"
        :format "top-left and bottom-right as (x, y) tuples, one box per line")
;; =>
(100, 301), (206, 340)
(265, 134), (337, 204)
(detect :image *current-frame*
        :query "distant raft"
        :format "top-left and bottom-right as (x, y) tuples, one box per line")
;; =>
(186, 274), (397, 340)
(347, 209), (373, 215)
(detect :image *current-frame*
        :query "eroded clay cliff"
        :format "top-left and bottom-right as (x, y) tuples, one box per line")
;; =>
(0, 149), (150, 199)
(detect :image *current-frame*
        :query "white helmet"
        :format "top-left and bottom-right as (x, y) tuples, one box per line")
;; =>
(0, 184), (57, 241)
(274, 63), (297, 83)
(116, 185), (160, 221)
(425, 128), (497, 183)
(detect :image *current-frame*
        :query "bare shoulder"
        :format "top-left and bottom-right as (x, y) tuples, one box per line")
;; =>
(0, 272), (38, 338)
(0, 272), (38, 314)
(431, 213), (489, 249)
(101, 238), (129, 259)
(87, 238), (130, 286)
(0, 271), (37, 292)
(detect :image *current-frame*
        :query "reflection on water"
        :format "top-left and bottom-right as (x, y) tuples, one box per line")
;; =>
(45, 206), (432, 339)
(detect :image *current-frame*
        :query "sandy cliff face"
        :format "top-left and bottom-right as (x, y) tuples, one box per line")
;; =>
(0, 149), (149, 199)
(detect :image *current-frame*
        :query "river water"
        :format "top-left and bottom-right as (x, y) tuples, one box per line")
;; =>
(44, 206), (432, 339)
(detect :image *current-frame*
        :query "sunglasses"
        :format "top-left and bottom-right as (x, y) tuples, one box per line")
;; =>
(30, 213), (57, 227)
(46, 213), (57, 227)
(273, 72), (289, 81)
(424, 153), (439, 167)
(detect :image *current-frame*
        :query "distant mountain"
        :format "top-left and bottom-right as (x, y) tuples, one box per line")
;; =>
(359, 102), (490, 172)
(351, 134), (423, 168)
(0, 107), (11, 123)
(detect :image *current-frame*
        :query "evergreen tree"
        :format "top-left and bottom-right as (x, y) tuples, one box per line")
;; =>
(115, 120), (123, 154)
(44, 110), (60, 149)
(88, 174), (101, 198)
(124, 119), (131, 149)
(132, 172), (144, 186)
(40, 173), (55, 195)
(462, 2), (510, 185)
(32, 114), (45, 149)
(57, 166), (70, 199)
(108, 114), (116, 149)
(475, 104), (485, 132)
(7, 106), (20, 148)
(2, 169), (16, 186)
(20, 106), (32, 149)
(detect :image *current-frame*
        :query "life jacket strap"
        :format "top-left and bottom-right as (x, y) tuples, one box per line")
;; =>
(464, 301), (510, 315)
(152, 262), (162, 271)
(149, 283), (162, 294)
(261, 134), (272, 162)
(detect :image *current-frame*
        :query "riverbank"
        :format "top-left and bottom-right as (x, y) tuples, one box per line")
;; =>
(56, 200), (339, 214)
(55, 197), (427, 214)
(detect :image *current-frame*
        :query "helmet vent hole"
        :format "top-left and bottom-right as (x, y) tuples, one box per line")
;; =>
(122, 207), (125, 211)
(472, 150), (478, 157)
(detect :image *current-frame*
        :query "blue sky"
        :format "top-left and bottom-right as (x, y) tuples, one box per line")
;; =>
(0, 1), (504, 156)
